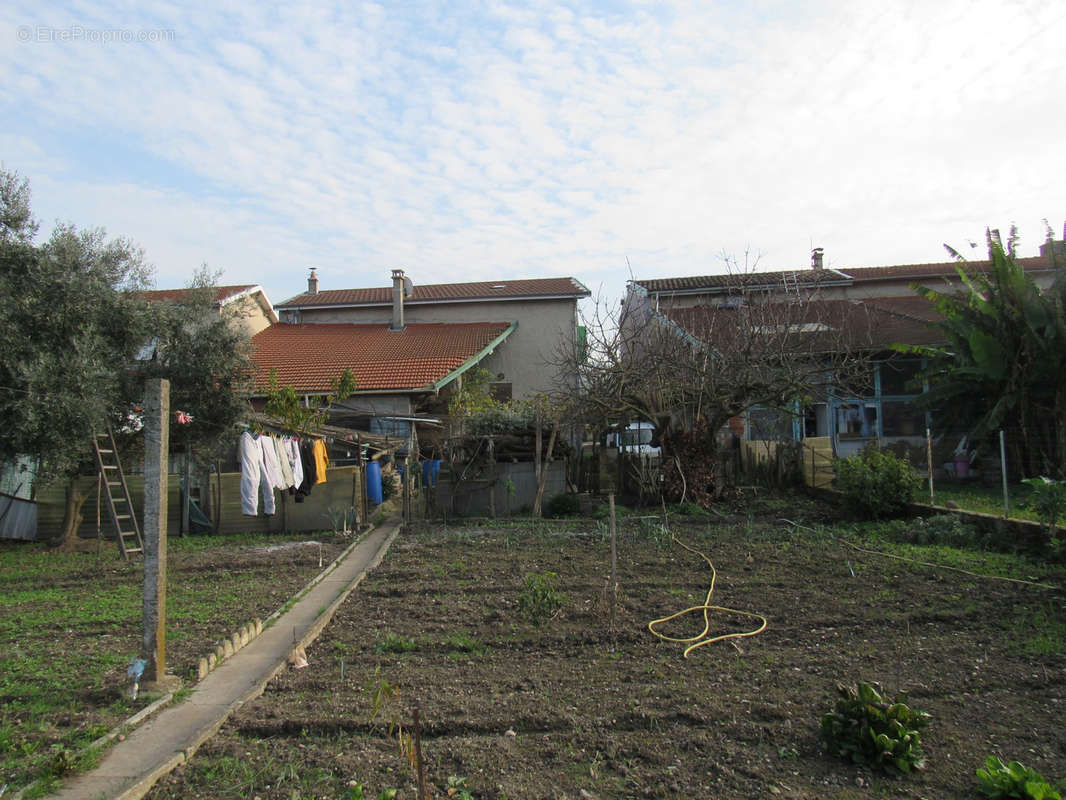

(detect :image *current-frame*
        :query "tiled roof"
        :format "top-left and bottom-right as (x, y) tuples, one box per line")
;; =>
(634, 255), (1056, 295)
(662, 295), (943, 352)
(250, 322), (514, 393)
(842, 255), (1053, 282)
(278, 276), (590, 308)
(138, 285), (259, 304)
(634, 270), (848, 294)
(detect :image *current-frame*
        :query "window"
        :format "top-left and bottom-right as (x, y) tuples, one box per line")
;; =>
(880, 358), (922, 396)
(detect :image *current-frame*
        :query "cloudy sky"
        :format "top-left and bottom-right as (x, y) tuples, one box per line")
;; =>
(2, 1), (1062, 310)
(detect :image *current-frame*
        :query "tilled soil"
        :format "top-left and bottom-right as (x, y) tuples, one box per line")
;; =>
(149, 516), (1066, 799)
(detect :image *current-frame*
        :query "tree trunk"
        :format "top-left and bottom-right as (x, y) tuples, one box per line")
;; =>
(56, 478), (91, 551)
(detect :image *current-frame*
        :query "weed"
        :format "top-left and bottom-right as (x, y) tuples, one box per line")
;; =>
(374, 632), (418, 655)
(517, 571), (566, 625)
(446, 775), (476, 799)
(820, 681), (931, 773)
(976, 755), (1062, 799)
(344, 781), (398, 800)
(443, 631), (484, 655)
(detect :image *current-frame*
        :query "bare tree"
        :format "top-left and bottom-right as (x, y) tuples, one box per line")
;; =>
(554, 275), (876, 505)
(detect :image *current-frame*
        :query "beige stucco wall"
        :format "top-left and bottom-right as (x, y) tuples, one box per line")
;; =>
(224, 293), (275, 337)
(295, 298), (580, 399)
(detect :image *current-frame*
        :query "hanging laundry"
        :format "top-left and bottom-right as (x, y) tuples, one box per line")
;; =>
(273, 435), (294, 489)
(260, 434), (285, 491)
(286, 437), (304, 493)
(312, 438), (329, 484)
(239, 431), (276, 516)
(294, 439), (316, 502)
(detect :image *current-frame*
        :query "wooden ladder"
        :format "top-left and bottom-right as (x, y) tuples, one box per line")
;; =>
(91, 428), (143, 559)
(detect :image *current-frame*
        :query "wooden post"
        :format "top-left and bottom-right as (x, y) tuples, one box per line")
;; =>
(925, 428), (935, 506)
(532, 417), (560, 517)
(535, 401), (543, 483)
(609, 493), (617, 641)
(143, 379), (177, 688)
(488, 436), (496, 519)
(999, 429), (1010, 518)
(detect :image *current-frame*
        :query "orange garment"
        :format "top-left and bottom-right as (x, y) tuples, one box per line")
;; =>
(312, 439), (329, 484)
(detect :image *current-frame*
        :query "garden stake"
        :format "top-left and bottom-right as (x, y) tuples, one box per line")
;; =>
(413, 704), (428, 800)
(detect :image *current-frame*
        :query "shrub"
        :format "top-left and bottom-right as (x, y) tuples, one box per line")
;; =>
(517, 571), (566, 625)
(835, 446), (922, 519)
(820, 681), (931, 773)
(544, 492), (581, 518)
(976, 755), (1062, 799)
(1022, 476), (1066, 547)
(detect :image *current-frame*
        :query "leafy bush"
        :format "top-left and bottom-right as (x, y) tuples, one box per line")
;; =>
(976, 755), (1062, 799)
(517, 571), (566, 625)
(544, 492), (581, 518)
(1023, 476), (1066, 546)
(820, 681), (931, 773)
(835, 446), (922, 519)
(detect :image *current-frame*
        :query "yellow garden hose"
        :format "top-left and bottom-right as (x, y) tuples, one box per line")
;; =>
(648, 532), (768, 658)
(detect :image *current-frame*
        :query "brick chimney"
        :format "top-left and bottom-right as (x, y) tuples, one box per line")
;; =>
(811, 248), (824, 270)
(307, 267), (319, 294)
(390, 268), (406, 331)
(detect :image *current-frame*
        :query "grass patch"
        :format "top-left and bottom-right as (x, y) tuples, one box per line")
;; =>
(374, 631), (418, 654)
(933, 483), (1039, 522)
(0, 530), (348, 794)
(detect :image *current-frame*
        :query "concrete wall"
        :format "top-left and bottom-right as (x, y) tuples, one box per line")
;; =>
(34, 466), (367, 541)
(433, 460), (566, 517)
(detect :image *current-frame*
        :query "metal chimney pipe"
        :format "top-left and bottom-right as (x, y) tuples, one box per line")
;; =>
(390, 268), (405, 330)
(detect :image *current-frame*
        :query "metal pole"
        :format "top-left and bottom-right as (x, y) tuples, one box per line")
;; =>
(999, 429), (1010, 518)
(926, 427), (934, 506)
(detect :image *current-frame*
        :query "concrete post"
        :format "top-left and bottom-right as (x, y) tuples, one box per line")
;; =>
(143, 379), (179, 689)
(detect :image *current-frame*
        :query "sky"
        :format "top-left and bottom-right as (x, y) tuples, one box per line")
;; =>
(1, 1), (1062, 312)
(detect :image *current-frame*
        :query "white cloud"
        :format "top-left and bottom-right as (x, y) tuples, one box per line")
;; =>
(1, 0), (1061, 313)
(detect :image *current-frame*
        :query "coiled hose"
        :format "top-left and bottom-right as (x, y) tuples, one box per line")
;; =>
(648, 531), (768, 658)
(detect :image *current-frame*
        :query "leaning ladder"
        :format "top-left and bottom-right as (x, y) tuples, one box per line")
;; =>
(91, 428), (143, 559)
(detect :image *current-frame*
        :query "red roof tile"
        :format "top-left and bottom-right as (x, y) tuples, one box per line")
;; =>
(250, 322), (514, 393)
(278, 277), (590, 308)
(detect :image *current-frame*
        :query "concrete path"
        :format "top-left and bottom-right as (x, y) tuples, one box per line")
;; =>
(52, 518), (401, 800)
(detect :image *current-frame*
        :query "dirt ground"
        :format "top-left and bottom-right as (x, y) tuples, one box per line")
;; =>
(147, 505), (1066, 800)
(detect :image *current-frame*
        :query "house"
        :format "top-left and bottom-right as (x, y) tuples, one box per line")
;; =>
(625, 241), (1063, 457)
(274, 269), (590, 402)
(138, 284), (278, 337)
(254, 269), (590, 435)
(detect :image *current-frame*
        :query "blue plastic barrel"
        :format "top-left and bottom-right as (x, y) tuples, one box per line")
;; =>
(421, 460), (432, 486)
(366, 461), (383, 505)
(432, 459), (442, 484)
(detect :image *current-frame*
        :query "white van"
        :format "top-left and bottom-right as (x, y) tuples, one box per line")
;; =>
(605, 422), (661, 457)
